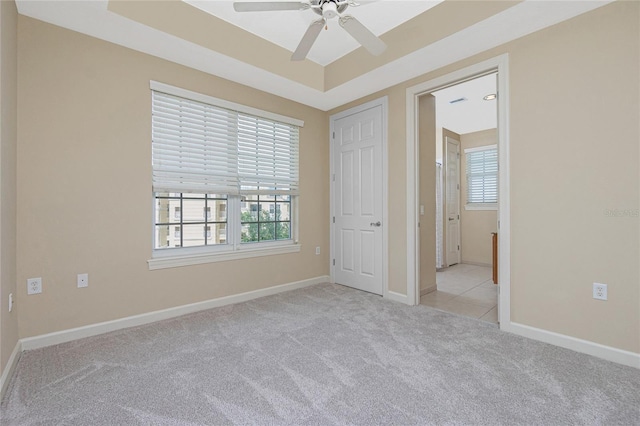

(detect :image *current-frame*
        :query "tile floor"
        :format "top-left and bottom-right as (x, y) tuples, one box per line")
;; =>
(420, 263), (498, 323)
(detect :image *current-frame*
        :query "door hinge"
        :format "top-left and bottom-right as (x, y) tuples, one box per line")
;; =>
(332, 131), (335, 139)
(332, 173), (335, 182)
(458, 245), (460, 250)
(458, 215), (460, 220)
(333, 259), (335, 266)
(333, 216), (335, 223)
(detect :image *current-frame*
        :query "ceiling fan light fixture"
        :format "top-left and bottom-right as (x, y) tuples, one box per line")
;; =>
(322, 2), (339, 19)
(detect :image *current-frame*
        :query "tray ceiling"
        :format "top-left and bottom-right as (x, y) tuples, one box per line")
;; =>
(16, 0), (614, 110)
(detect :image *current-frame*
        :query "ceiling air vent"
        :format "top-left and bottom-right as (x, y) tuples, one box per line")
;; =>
(449, 97), (468, 104)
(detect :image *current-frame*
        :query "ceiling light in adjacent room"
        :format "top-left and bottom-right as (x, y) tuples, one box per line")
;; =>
(483, 94), (497, 101)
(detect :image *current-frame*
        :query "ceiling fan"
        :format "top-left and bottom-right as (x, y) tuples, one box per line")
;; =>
(233, 0), (387, 61)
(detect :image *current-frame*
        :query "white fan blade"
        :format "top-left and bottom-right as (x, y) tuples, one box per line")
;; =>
(291, 19), (325, 61)
(343, 1), (378, 7)
(339, 15), (386, 56)
(233, 2), (309, 12)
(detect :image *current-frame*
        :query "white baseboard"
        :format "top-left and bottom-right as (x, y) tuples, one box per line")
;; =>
(385, 290), (409, 304)
(420, 285), (437, 296)
(12, 278), (638, 389)
(460, 261), (492, 267)
(0, 340), (22, 400)
(21, 276), (329, 351)
(507, 322), (640, 369)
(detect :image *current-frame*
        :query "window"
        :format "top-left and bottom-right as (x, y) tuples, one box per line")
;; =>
(240, 195), (291, 242)
(149, 82), (303, 268)
(155, 193), (227, 249)
(465, 145), (497, 209)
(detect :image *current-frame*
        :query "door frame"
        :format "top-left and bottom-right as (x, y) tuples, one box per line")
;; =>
(329, 96), (390, 299)
(406, 54), (512, 329)
(444, 136), (461, 267)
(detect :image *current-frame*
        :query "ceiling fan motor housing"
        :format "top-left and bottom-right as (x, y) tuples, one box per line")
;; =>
(313, 0), (349, 19)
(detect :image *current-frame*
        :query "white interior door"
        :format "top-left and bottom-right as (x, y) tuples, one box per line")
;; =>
(333, 104), (383, 295)
(445, 137), (461, 266)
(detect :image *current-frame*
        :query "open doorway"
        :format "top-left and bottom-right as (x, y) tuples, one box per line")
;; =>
(422, 73), (499, 323)
(406, 55), (511, 329)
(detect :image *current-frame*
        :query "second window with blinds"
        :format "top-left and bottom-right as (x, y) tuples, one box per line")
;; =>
(150, 82), (303, 267)
(464, 144), (498, 210)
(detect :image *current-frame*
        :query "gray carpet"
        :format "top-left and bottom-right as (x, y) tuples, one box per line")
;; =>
(1, 283), (639, 425)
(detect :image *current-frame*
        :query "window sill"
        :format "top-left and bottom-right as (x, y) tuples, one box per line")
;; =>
(465, 204), (498, 211)
(148, 243), (301, 270)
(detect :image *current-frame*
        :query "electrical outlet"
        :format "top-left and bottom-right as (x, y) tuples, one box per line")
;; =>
(593, 282), (607, 301)
(315, 246), (321, 255)
(8, 293), (13, 312)
(27, 278), (42, 295)
(77, 273), (88, 288)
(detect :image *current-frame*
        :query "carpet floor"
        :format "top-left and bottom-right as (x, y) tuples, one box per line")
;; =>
(1, 283), (639, 425)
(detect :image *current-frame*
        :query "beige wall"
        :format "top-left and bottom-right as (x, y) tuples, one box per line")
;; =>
(460, 129), (498, 266)
(11, 1), (640, 356)
(507, 1), (638, 352)
(329, 1), (639, 353)
(0, 0), (18, 381)
(419, 95), (436, 294)
(17, 17), (329, 338)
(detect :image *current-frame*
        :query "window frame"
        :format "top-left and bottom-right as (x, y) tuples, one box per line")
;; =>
(148, 82), (302, 270)
(149, 194), (299, 270)
(240, 194), (293, 244)
(154, 192), (229, 250)
(464, 144), (498, 211)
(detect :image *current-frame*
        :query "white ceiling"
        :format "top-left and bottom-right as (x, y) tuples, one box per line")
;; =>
(15, 0), (614, 111)
(185, 1), (443, 66)
(433, 73), (497, 135)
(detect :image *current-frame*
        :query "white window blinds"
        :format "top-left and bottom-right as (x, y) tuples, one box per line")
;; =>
(237, 114), (299, 195)
(152, 91), (239, 194)
(151, 85), (300, 195)
(465, 145), (498, 205)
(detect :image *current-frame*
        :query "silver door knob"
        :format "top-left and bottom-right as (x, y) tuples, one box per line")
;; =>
(370, 221), (381, 227)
